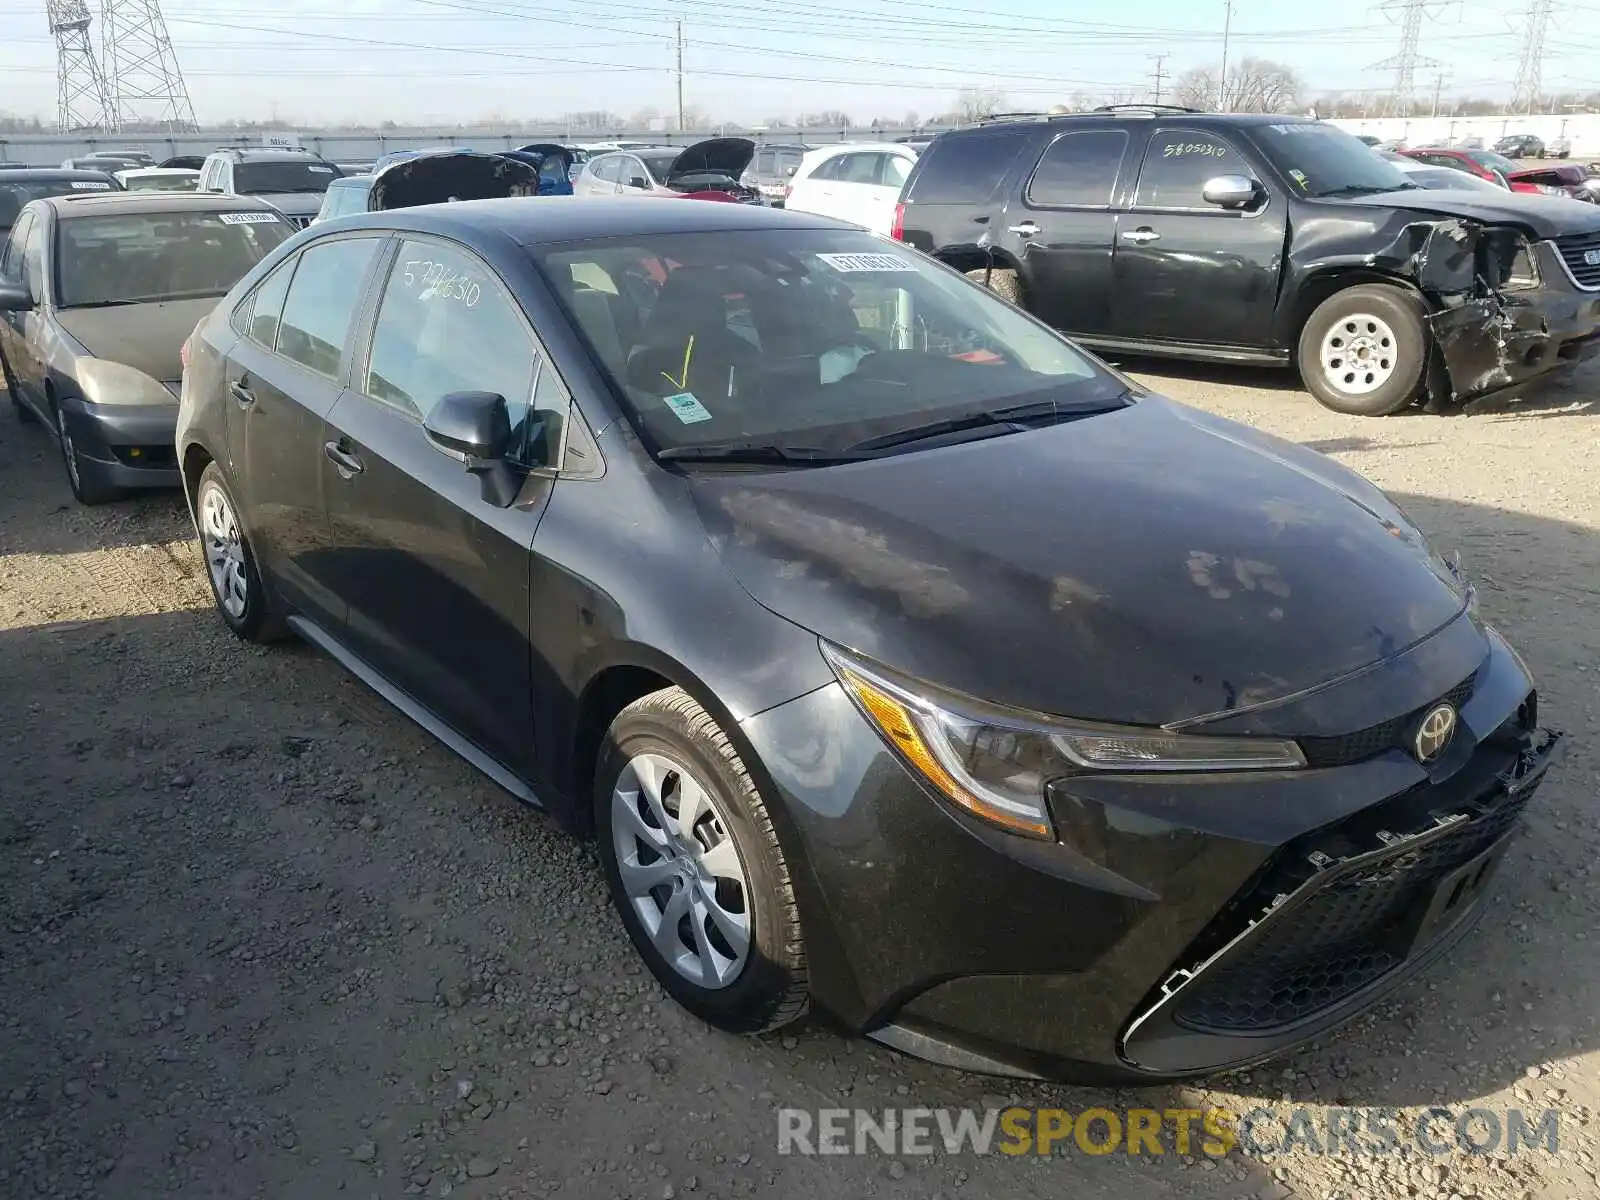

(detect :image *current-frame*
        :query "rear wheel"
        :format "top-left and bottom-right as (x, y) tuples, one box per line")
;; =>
(1297, 284), (1428, 416)
(595, 687), (808, 1034)
(965, 265), (1022, 306)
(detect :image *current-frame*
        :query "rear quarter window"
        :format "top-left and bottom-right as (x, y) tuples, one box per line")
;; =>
(905, 129), (1035, 204)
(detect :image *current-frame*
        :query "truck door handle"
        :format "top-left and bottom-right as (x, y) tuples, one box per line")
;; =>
(324, 440), (364, 478)
(1121, 227), (1160, 244)
(229, 381), (255, 407)
(1007, 221), (1041, 236)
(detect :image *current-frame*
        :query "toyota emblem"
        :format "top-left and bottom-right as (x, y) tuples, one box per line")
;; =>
(1585, 249), (1600, 267)
(1414, 703), (1458, 763)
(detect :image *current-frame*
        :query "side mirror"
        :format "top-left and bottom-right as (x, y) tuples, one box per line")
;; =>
(0, 282), (34, 313)
(628, 176), (649, 190)
(424, 390), (521, 507)
(1201, 174), (1258, 208)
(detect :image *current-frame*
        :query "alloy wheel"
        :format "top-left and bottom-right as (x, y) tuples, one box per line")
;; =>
(1319, 313), (1399, 396)
(609, 751), (752, 990)
(57, 407), (82, 491)
(199, 482), (250, 620)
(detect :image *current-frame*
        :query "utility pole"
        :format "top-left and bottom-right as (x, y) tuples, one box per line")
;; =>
(675, 19), (685, 133)
(1150, 53), (1170, 104)
(1217, 0), (1234, 112)
(1431, 70), (1447, 116)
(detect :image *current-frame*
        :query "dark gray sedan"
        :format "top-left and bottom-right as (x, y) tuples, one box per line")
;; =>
(0, 191), (293, 503)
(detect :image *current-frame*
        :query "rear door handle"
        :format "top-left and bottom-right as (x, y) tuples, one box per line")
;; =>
(229, 381), (255, 407)
(323, 440), (364, 478)
(1007, 221), (1041, 237)
(1121, 227), (1160, 244)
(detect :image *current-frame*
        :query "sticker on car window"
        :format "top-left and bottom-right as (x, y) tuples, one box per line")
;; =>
(816, 252), (919, 273)
(662, 392), (713, 424)
(69, 181), (112, 190)
(1162, 141), (1227, 159)
(217, 211), (282, 225)
(308, 166), (334, 173)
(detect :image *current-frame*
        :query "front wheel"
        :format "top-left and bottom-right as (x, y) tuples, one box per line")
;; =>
(1297, 284), (1428, 416)
(54, 402), (121, 504)
(595, 687), (809, 1034)
(965, 265), (1022, 306)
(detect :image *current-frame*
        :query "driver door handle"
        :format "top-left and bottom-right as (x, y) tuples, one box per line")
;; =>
(1007, 221), (1041, 236)
(229, 381), (255, 407)
(1121, 227), (1161, 243)
(324, 440), (364, 478)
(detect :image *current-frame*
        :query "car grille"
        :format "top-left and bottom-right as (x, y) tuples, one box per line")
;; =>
(1167, 720), (1552, 1036)
(1298, 673), (1477, 768)
(1555, 231), (1600, 288)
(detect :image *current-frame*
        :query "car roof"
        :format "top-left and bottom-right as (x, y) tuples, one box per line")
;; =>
(325, 195), (842, 246)
(1, 168), (118, 180)
(38, 191), (285, 217)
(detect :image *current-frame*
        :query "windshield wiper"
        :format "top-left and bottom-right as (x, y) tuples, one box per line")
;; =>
(60, 298), (149, 309)
(841, 394), (1131, 455)
(657, 441), (864, 465)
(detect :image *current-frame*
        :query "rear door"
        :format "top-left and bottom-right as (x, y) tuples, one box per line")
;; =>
(993, 127), (1129, 336)
(223, 233), (386, 625)
(895, 126), (1038, 259)
(321, 236), (562, 775)
(1109, 125), (1288, 349)
(790, 152), (844, 218)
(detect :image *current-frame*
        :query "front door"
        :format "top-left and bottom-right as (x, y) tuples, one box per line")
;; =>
(1110, 126), (1288, 350)
(0, 213), (46, 404)
(321, 236), (559, 776)
(993, 128), (1128, 336)
(225, 233), (386, 625)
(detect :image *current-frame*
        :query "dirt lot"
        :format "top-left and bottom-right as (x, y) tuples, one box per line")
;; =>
(2, 366), (1597, 1200)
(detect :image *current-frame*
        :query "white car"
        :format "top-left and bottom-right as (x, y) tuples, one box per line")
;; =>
(113, 167), (201, 193)
(783, 143), (920, 235)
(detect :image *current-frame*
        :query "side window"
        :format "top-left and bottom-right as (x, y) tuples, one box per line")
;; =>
(808, 155), (842, 182)
(21, 219), (45, 302)
(904, 129), (1034, 204)
(1027, 130), (1129, 208)
(1134, 128), (1247, 210)
(621, 157), (649, 188)
(882, 154), (913, 189)
(593, 156), (619, 183)
(836, 154), (882, 184)
(364, 238), (537, 433)
(276, 237), (381, 378)
(242, 256), (296, 348)
(755, 149), (775, 175)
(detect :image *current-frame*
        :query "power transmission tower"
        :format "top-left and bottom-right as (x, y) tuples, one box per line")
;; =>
(47, 1), (113, 132)
(1150, 53), (1170, 104)
(1510, 0), (1555, 115)
(1369, 0), (1446, 118)
(101, 0), (196, 132)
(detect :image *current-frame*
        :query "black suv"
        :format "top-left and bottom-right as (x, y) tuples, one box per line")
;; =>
(895, 107), (1600, 415)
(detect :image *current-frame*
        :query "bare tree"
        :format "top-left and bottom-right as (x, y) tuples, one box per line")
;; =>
(954, 86), (1007, 122)
(797, 110), (852, 128)
(1172, 57), (1304, 113)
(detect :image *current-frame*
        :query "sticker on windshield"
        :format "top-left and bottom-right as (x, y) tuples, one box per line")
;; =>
(217, 211), (282, 225)
(662, 392), (713, 424)
(69, 181), (112, 190)
(308, 165), (334, 173)
(816, 251), (918, 273)
(1288, 169), (1309, 187)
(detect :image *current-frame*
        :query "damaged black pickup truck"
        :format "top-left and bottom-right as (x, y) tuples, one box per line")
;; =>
(895, 109), (1600, 415)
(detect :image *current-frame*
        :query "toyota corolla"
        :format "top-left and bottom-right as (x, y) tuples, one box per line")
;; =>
(175, 197), (1561, 1080)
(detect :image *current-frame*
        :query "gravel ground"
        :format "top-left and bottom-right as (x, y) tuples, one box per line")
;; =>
(1, 364), (1596, 1200)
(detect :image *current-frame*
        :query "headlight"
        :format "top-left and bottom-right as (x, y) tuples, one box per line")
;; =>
(76, 358), (177, 407)
(822, 644), (1306, 841)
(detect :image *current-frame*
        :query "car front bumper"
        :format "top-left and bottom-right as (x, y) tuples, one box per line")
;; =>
(59, 395), (180, 488)
(1429, 241), (1600, 405)
(739, 621), (1555, 1081)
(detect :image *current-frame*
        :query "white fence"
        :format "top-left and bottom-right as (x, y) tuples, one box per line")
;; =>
(1326, 113), (1600, 157)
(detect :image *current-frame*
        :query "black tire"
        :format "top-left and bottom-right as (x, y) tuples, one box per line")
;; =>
(595, 686), (808, 1034)
(53, 400), (121, 504)
(195, 462), (285, 643)
(965, 265), (1022, 306)
(1297, 284), (1428, 416)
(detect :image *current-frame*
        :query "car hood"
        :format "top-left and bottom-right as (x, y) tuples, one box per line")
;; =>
(249, 192), (327, 217)
(369, 151), (540, 210)
(56, 296), (219, 384)
(689, 398), (1470, 727)
(1507, 163), (1587, 186)
(669, 137), (756, 181)
(1345, 188), (1600, 238)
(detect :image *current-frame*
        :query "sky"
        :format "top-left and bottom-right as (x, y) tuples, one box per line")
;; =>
(3, 0), (1600, 127)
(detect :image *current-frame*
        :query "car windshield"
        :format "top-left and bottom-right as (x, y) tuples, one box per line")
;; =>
(122, 173), (199, 192)
(534, 228), (1128, 460)
(233, 160), (340, 194)
(1467, 150), (1520, 174)
(1, 177), (115, 216)
(1252, 122), (1415, 197)
(56, 210), (292, 308)
(637, 152), (680, 183)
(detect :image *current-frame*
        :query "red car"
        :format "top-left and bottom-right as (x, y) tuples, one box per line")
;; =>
(1400, 147), (1595, 201)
